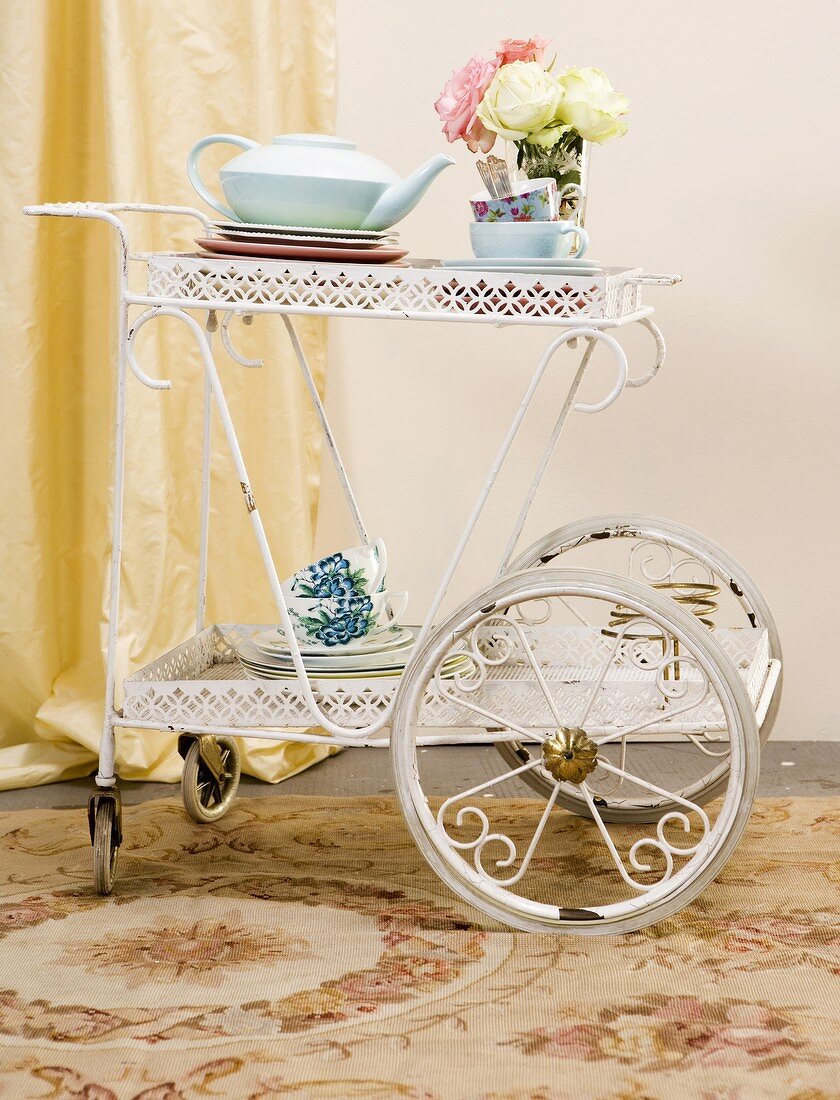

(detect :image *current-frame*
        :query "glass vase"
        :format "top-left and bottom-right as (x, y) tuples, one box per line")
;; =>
(516, 136), (591, 226)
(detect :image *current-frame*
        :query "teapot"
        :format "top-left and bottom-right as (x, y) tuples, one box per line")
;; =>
(187, 133), (454, 231)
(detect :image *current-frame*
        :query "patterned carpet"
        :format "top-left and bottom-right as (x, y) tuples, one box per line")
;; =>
(0, 794), (838, 1100)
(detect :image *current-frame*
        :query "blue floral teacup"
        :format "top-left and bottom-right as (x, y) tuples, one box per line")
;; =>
(281, 539), (398, 646)
(284, 538), (387, 603)
(285, 589), (408, 647)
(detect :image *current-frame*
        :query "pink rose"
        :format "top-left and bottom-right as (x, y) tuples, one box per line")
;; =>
(435, 55), (498, 153)
(495, 36), (551, 66)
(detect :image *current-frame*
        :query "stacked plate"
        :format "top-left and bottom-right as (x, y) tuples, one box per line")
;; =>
(236, 627), (471, 680)
(196, 222), (408, 264)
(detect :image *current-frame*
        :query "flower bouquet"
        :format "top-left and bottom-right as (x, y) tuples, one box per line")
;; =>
(435, 37), (628, 220)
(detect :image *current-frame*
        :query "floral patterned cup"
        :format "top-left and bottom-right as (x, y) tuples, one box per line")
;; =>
(284, 539), (387, 602)
(281, 539), (398, 646)
(285, 590), (408, 647)
(470, 177), (556, 222)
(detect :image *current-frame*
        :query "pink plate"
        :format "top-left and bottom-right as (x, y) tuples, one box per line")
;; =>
(196, 237), (408, 264)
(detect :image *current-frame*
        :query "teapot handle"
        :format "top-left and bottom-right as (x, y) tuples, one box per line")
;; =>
(187, 134), (258, 222)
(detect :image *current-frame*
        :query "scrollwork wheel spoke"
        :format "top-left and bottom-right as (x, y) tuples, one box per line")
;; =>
(432, 681), (547, 744)
(436, 759), (546, 838)
(437, 766), (561, 887)
(593, 682), (716, 749)
(580, 782), (674, 892)
(594, 759), (710, 853)
(576, 613), (680, 728)
(578, 756), (711, 892)
(434, 613), (563, 739)
(497, 615), (564, 726)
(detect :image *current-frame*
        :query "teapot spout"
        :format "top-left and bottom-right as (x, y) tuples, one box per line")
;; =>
(360, 153), (455, 230)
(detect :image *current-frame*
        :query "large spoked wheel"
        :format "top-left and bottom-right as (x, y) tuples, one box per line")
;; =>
(494, 515), (780, 821)
(92, 798), (119, 895)
(391, 568), (759, 934)
(181, 736), (241, 823)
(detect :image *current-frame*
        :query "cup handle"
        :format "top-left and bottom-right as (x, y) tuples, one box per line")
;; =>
(560, 222), (589, 259)
(370, 538), (388, 593)
(383, 591), (409, 627)
(186, 133), (259, 222)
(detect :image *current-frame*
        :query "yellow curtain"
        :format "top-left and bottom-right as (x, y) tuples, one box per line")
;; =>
(0, 0), (337, 789)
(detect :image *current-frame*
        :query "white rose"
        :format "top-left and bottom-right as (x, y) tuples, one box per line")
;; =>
(556, 67), (629, 144)
(476, 61), (565, 142)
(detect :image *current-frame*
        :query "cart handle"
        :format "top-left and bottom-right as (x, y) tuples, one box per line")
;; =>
(24, 201), (212, 228)
(625, 273), (682, 286)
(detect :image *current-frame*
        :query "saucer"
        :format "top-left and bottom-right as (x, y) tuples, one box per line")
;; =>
(196, 238), (408, 264)
(217, 227), (398, 249)
(240, 651), (472, 681)
(253, 625), (415, 657)
(212, 221), (394, 240)
(443, 257), (601, 274)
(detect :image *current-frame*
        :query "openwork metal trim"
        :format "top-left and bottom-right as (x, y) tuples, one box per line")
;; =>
(144, 254), (645, 325)
(122, 622), (771, 733)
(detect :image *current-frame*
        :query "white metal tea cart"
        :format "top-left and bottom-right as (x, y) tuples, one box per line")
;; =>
(25, 202), (782, 935)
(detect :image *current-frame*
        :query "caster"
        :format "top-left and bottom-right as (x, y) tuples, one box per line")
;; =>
(88, 790), (121, 895)
(180, 735), (241, 823)
(495, 514), (781, 821)
(391, 568), (759, 934)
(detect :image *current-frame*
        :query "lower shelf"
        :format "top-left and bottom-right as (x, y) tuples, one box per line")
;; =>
(122, 623), (776, 735)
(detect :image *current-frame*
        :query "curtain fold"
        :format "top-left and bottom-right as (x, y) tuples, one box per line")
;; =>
(0, 0), (338, 789)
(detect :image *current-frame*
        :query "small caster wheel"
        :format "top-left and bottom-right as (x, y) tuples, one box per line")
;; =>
(91, 797), (120, 895)
(181, 736), (241, 823)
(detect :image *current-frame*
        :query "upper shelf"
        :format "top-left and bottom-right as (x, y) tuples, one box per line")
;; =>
(142, 253), (675, 327)
(23, 203), (679, 328)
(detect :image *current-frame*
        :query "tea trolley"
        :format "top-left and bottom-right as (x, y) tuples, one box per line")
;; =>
(25, 202), (782, 934)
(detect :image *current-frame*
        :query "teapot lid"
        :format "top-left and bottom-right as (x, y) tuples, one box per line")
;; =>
(272, 134), (356, 150)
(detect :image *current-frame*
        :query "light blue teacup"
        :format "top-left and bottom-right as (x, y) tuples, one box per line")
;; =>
(469, 219), (588, 261)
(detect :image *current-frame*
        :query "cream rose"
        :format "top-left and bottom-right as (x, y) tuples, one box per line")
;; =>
(556, 67), (629, 143)
(476, 60), (565, 142)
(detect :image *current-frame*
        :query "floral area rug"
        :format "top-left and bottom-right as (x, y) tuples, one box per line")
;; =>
(0, 794), (838, 1100)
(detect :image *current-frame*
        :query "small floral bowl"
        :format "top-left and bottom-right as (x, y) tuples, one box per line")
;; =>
(470, 177), (556, 223)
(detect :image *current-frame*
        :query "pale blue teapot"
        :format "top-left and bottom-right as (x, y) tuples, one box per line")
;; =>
(187, 133), (455, 231)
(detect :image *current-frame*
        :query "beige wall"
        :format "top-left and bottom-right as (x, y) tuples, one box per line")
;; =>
(317, 0), (840, 739)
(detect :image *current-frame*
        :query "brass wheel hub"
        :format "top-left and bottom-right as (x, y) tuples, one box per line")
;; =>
(542, 727), (598, 785)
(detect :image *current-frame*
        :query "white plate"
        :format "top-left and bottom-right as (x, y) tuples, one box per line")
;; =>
(442, 258), (602, 275)
(213, 221), (393, 241)
(240, 653), (471, 681)
(217, 228), (398, 249)
(238, 637), (418, 673)
(245, 651), (415, 673)
(253, 625), (415, 657)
